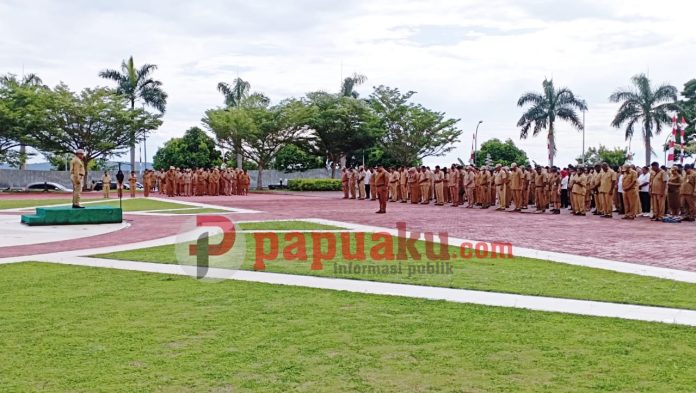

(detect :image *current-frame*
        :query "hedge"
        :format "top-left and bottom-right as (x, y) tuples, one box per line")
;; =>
(288, 178), (342, 191)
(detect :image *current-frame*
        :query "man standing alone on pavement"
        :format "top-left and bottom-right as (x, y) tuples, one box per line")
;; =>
(70, 149), (86, 208)
(102, 170), (111, 199)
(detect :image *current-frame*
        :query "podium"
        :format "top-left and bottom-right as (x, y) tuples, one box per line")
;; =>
(21, 206), (123, 226)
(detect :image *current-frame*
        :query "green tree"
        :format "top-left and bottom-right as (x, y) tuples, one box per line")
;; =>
(28, 85), (161, 169)
(0, 73), (45, 168)
(369, 85), (462, 167)
(273, 144), (324, 172)
(575, 145), (628, 167)
(152, 127), (222, 170)
(240, 101), (307, 189)
(517, 79), (587, 167)
(99, 56), (168, 171)
(340, 73), (367, 98)
(300, 92), (380, 177)
(474, 138), (529, 167)
(677, 79), (696, 159)
(609, 74), (678, 166)
(215, 78), (269, 168)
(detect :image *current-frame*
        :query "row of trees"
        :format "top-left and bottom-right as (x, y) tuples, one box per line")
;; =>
(0, 69), (162, 169)
(517, 74), (695, 166)
(153, 75), (464, 188)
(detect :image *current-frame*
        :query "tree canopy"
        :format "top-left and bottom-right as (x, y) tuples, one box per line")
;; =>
(152, 127), (222, 170)
(517, 79), (587, 166)
(474, 138), (529, 167)
(575, 145), (628, 167)
(369, 85), (462, 168)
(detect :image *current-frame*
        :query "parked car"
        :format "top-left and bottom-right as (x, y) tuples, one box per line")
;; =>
(93, 181), (143, 191)
(25, 182), (72, 192)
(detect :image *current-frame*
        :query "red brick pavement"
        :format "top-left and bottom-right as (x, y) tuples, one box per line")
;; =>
(2, 191), (694, 272)
(172, 191), (695, 272)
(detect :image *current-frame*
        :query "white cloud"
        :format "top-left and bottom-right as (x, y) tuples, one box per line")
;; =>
(2, 0), (695, 166)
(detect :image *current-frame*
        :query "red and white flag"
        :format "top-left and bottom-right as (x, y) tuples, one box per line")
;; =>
(666, 116), (677, 166)
(679, 116), (687, 164)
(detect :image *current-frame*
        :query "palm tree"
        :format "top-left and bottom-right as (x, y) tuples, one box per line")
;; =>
(99, 56), (167, 171)
(340, 73), (367, 98)
(216, 78), (269, 168)
(610, 74), (678, 166)
(1, 73), (45, 170)
(517, 79), (587, 166)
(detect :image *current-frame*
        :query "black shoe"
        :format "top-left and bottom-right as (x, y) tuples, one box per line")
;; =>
(72, 205), (85, 209)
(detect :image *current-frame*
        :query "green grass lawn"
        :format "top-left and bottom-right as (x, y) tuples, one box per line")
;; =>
(0, 198), (99, 210)
(237, 220), (345, 231)
(86, 198), (199, 212)
(95, 233), (696, 311)
(1, 262), (695, 392)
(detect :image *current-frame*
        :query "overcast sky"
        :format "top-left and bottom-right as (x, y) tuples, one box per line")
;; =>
(2, 0), (695, 167)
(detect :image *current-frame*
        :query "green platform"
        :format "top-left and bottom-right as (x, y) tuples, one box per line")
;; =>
(21, 206), (123, 226)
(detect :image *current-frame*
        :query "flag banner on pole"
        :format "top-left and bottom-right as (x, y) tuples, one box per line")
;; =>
(667, 116), (677, 167)
(680, 116), (687, 164)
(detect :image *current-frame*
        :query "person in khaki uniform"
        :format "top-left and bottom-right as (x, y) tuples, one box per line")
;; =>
(418, 166), (429, 204)
(70, 149), (86, 208)
(680, 164), (696, 221)
(547, 167), (561, 214)
(571, 167), (587, 215)
(101, 170), (111, 199)
(369, 168), (377, 201)
(387, 168), (398, 202)
(374, 165), (388, 214)
(650, 162), (667, 220)
(128, 171), (137, 198)
(597, 163), (616, 218)
(479, 167), (491, 208)
(433, 166), (445, 205)
(449, 165), (460, 207)
(143, 169), (152, 198)
(508, 163), (523, 211)
(408, 167), (419, 204)
(525, 166), (535, 208)
(621, 165), (639, 219)
(347, 168), (356, 199)
(357, 167), (366, 200)
(340, 168), (349, 199)
(398, 167), (407, 203)
(493, 164), (506, 211)
(533, 166), (548, 213)
(667, 166), (683, 216)
(464, 166), (476, 208)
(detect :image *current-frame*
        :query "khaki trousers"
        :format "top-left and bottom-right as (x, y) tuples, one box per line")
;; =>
(420, 183), (429, 203)
(572, 193), (585, 213)
(681, 195), (696, 219)
(103, 185), (110, 199)
(511, 189), (522, 209)
(535, 188), (545, 211)
(651, 193), (665, 219)
(358, 181), (366, 199)
(623, 190), (639, 218)
(401, 184), (408, 202)
(71, 175), (82, 206)
(434, 182), (444, 204)
(496, 185), (506, 208)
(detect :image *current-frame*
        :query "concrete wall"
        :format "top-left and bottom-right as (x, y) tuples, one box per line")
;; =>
(0, 168), (334, 189)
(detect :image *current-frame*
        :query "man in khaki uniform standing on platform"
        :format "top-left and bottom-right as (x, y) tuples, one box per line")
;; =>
(70, 149), (86, 208)
(650, 162), (668, 221)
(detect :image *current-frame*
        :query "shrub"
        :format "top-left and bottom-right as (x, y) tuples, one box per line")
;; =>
(288, 178), (342, 191)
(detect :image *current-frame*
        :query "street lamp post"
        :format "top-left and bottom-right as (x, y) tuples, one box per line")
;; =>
(582, 110), (586, 165)
(473, 120), (483, 164)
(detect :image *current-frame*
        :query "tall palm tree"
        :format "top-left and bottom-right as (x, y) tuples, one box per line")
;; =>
(216, 78), (269, 168)
(99, 56), (167, 171)
(517, 79), (587, 166)
(340, 73), (367, 98)
(610, 74), (678, 166)
(1, 73), (45, 170)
